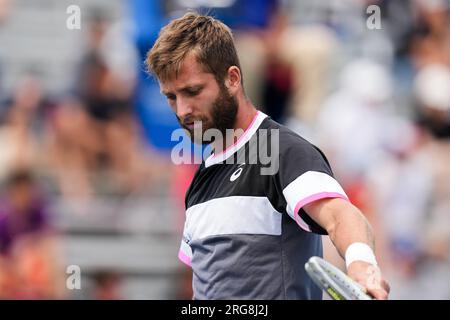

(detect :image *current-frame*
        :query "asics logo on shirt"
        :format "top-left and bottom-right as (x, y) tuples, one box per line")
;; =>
(230, 165), (245, 182)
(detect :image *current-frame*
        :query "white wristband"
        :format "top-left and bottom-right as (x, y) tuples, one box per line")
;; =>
(345, 242), (378, 268)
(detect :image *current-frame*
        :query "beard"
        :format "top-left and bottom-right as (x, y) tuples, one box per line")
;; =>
(178, 85), (238, 145)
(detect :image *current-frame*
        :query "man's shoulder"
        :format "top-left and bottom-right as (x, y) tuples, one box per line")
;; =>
(259, 117), (319, 154)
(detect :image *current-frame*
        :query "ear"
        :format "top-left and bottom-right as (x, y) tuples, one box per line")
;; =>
(225, 66), (241, 95)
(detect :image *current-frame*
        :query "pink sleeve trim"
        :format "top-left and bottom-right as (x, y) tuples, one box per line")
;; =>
(178, 250), (192, 267)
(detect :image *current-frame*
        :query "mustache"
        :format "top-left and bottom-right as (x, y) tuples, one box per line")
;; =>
(177, 116), (205, 127)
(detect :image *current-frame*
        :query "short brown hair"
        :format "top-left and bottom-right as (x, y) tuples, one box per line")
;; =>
(145, 12), (242, 85)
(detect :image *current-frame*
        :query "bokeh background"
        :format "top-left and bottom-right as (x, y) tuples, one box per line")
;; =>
(0, 0), (449, 299)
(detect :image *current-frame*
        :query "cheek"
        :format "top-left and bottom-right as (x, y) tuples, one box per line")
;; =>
(198, 89), (220, 112)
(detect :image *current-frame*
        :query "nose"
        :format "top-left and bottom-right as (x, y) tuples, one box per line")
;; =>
(176, 97), (193, 119)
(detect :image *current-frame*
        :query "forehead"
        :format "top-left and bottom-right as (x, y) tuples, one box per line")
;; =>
(159, 54), (216, 92)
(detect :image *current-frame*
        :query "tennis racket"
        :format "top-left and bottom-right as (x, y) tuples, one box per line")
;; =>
(305, 256), (373, 300)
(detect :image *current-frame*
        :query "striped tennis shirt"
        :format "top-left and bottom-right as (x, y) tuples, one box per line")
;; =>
(178, 111), (348, 299)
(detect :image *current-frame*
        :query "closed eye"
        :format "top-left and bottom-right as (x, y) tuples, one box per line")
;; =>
(185, 89), (201, 97)
(165, 93), (176, 101)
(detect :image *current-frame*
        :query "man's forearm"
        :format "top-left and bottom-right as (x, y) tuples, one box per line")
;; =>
(321, 199), (375, 259)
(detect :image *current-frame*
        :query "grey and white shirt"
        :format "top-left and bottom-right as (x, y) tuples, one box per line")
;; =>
(178, 111), (348, 299)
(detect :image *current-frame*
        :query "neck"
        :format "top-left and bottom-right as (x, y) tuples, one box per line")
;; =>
(213, 95), (258, 154)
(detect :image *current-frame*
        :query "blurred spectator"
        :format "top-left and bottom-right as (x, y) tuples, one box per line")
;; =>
(0, 73), (47, 181)
(90, 269), (123, 300)
(414, 64), (450, 138)
(259, 11), (294, 123)
(409, 0), (450, 69)
(314, 59), (397, 273)
(316, 59), (395, 184)
(0, 169), (64, 298)
(414, 63), (450, 264)
(366, 120), (433, 276)
(45, 96), (96, 200)
(46, 10), (164, 204)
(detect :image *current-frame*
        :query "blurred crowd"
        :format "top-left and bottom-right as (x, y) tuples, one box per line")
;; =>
(0, 0), (449, 299)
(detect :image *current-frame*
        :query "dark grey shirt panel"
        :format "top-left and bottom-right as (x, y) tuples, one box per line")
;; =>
(190, 226), (323, 300)
(191, 234), (284, 299)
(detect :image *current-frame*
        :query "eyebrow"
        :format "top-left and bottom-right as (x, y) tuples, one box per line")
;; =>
(162, 84), (204, 96)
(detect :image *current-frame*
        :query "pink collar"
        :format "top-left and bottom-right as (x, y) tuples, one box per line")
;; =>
(205, 111), (267, 168)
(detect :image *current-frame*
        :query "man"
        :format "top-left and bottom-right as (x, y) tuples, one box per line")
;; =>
(146, 12), (390, 300)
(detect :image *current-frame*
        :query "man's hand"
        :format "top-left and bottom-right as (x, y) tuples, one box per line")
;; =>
(347, 261), (390, 300)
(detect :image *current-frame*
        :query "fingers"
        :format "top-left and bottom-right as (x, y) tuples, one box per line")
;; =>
(381, 278), (390, 294)
(347, 261), (391, 300)
(363, 277), (390, 300)
(367, 287), (389, 300)
(367, 278), (390, 300)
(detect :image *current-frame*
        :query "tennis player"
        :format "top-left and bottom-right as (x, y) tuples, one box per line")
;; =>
(146, 12), (390, 300)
